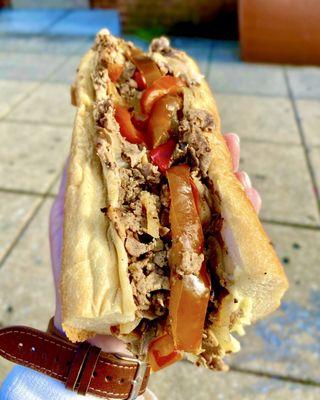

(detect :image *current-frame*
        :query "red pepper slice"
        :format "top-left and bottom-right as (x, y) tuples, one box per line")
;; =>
(133, 69), (147, 91)
(131, 113), (148, 132)
(141, 76), (184, 115)
(190, 178), (201, 216)
(108, 63), (124, 82)
(167, 165), (204, 257)
(169, 272), (210, 352)
(114, 105), (145, 144)
(148, 333), (183, 372)
(166, 165), (210, 353)
(149, 139), (176, 173)
(148, 94), (181, 148)
(131, 52), (162, 87)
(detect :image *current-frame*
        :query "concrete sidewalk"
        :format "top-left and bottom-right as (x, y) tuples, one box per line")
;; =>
(0, 9), (320, 400)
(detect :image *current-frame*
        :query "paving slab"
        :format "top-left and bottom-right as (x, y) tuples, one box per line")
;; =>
(239, 141), (320, 226)
(0, 199), (54, 329)
(208, 62), (288, 97)
(309, 147), (320, 198)
(0, 35), (90, 55)
(295, 99), (320, 146)
(171, 37), (212, 75)
(287, 67), (320, 99)
(0, 9), (67, 35)
(231, 223), (320, 384)
(0, 192), (41, 263)
(0, 121), (71, 193)
(49, 56), (81, 84)
(0, 80), (38, 119)
(0, 199), (55, 383)
(47, 10), (120, 37)
(7, 82), (75, 126)
(149, 362), (320, 400)
(0, 52), (67, 81)
(215, 93), (300, 144)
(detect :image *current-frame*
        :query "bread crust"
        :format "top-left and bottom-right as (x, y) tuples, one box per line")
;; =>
(184, 56), (288, 321)
(61, 34), (288, 346)
(61, 50), (136, 342)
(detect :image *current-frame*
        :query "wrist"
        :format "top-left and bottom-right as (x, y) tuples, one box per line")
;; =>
(52, 315), (131, 355)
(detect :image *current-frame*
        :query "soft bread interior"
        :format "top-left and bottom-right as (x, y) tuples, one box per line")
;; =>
(61, 50), (136, 342)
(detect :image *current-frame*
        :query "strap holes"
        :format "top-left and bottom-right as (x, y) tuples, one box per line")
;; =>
(105, 375), (112, 382)
(119, 378), (125, 384)
(31, 346), (36, 352)
(92, 371), (98, 378)
(18, 343), (23, 349)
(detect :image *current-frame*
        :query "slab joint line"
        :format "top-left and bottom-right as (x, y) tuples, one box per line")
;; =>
(283, 69), (320, 216)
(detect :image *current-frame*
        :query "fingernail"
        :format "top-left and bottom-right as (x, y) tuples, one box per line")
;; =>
(241, 171), (252, 188)
(230, 133), (240, 144)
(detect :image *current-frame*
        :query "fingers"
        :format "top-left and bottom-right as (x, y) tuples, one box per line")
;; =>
(246, 187), (262, 214)
(88, 335), (132, 355)
(224, 133), (240, 172)
(235, 171), (252, 188)
(236, 171), (262, 214)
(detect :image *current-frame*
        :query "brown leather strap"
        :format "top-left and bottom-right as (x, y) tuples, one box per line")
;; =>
(0, 325), (150, 399)
(78, 345), (101, 395)
(66, 342), (91, 391)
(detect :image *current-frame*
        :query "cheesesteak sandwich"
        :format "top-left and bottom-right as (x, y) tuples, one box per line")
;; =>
(61, 29), (288, 371)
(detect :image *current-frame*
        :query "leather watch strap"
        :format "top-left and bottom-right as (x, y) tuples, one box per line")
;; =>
(0, 325), (150, 399)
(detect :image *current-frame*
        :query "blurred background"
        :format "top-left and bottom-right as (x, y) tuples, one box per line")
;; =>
(0, 1), (319, 399)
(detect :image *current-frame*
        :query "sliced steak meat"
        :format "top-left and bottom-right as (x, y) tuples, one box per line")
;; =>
(178, 109), (214, 175)
(129, 256), (170, 314)
(119, 167), (145, 204)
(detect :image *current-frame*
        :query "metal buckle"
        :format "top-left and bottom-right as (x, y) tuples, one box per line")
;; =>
(114, 353), (148, 400)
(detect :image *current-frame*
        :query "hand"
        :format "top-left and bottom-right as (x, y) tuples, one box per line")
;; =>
(224, 133), (262, 213)
(48, 133), (260, 389)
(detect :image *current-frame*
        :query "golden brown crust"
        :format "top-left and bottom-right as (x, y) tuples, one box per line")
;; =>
(185, 57), (288, 321)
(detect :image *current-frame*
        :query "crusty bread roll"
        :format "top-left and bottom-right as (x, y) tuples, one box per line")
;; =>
(61, 30), (288, 369)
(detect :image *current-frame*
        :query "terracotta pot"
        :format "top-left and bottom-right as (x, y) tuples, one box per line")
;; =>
(239, 0), (320, 65)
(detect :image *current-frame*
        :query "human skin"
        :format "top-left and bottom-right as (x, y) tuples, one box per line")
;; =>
(50, 132), (261, 351)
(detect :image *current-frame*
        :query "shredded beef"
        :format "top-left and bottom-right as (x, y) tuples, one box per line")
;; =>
(121, 60), (135, 81)
(149, 291), (168, 317)
(121, 142), (145, 168)
(149, 36), (172, 54)
(117, 80), (140, 105)
(199, 329), (228, 371)
(129, 257), (170, 313)
(125, 232), (164, 257)
(160, 184), (170, 208)
(178, 249), (204, 276)
(139, 163), (161, 184)
(153, 250), (167, 268)
(119, 167), (145, 204)
(177, 109), (214, 175)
